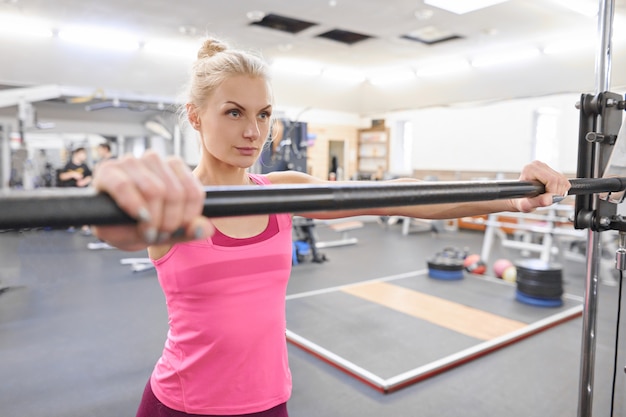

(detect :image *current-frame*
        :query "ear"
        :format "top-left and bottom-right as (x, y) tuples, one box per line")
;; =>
(186, 103), (201, 130)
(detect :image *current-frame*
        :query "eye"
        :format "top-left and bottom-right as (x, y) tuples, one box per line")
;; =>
(227, 109), (241, 117)
(259, 111), (271, 120)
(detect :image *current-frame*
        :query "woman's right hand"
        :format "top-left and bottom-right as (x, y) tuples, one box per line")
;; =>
(91, 151), (214, 251)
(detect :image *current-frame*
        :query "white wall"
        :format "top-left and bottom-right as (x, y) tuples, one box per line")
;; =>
(383, 93), (584, 175)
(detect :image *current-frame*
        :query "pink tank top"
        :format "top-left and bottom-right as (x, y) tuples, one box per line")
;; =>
(150, 173), (293, 415)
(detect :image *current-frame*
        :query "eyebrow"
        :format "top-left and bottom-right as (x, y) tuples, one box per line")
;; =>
(224, 101), (272, 112)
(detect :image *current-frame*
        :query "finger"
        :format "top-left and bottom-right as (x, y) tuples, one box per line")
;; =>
(140, 153), (187, 238)
(93, 159), (153, 225)
(166, 156), (205, 226)
(520, 161), (571, 197)
(163, 217), (215, 244)
(91, 224), (146, 250)
(117, 155), (169, 243)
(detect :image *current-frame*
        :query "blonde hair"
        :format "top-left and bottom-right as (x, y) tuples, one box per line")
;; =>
(183, 38), (272, 111)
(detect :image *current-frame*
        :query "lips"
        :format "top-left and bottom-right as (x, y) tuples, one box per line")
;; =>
(236, 147), (258, 156)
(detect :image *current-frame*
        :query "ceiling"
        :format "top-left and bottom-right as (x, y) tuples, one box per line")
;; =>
(2, 0), (626, 125)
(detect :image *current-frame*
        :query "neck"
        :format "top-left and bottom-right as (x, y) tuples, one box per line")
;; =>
(193, 164), (250, 186)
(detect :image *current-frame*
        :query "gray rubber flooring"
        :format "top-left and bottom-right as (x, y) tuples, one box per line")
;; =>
(286, 273), (582, 380)
(0, 221), (625, 417)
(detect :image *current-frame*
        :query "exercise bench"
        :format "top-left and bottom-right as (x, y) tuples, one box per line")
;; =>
(316, 220), (364, 249)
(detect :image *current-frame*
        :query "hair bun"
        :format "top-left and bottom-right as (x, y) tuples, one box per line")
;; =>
(197, 38), (228, 59)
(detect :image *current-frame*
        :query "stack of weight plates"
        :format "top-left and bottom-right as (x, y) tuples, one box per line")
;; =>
(515, 259), (563, 307)
(427, 247), (466, 281)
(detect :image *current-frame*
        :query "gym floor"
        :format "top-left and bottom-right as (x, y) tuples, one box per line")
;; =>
(1, 219), (625, 417)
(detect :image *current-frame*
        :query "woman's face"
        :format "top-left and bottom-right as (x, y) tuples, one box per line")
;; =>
(193, 75), (273, 169)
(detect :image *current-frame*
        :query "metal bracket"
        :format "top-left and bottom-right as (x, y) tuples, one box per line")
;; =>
(574, 91), (625, 231)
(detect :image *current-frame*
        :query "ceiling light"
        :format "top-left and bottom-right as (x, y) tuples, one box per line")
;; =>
(424, 0), (509, 15)
(483, 28), (499, 36)
(414, 9), (434, 20)
(404, 26), (458, 44)
(0, 14), (53, 38)
(143, 39), (198, 58)
(367, 67), (416, 86)
(145, 118), (172, 140)
(58, 26), (140, 51)
(246, 10), (266, 22)
(416, 59), (471, 77)
(471, 47), (540, 68)
(322, 66), (366, 83)
(270, 58), (322, 77)
(178, 25), (197, 36)
(543, 37), (594, 55)
(550, 0), (598, 17)
(277, 43), (294, 52)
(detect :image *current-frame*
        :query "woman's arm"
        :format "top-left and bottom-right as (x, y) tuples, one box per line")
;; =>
(267, 160), (570, 220)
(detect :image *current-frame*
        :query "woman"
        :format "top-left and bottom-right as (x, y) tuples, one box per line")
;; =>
(93, 38), (571, 417)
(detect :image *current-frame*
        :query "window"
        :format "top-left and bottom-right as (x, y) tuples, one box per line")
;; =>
(532, 108), (560, 168)
(390, 120), (413, 175)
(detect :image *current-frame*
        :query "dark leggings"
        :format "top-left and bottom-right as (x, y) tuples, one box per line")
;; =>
(136, 380), (289, 417)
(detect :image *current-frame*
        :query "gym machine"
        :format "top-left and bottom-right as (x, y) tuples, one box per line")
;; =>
(573, 1), (626, 415)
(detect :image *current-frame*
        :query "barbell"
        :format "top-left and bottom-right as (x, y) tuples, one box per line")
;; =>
(0, 177), (625, 230)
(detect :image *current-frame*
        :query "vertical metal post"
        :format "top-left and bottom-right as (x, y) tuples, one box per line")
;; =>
(578, 1), (615, 416)
(0, 124), (9, 190)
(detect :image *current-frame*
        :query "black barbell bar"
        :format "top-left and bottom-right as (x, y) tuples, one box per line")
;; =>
(0, 177), (625, 230)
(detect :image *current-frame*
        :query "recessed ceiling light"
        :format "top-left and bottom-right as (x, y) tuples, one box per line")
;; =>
(551, 0), (598, 17)
(367, 67), (416, 86)
(246, 10), (266, 22)
(543, 36), (594, 55)
(322, 66), (366, 84)
(143, 39), (198, 58)
(416, 59), (471, 77)
(271, 58), (322, 77)
(58, 26), (140, 51)
(424, 0), (509, 15)
(0, 14), (53, 38)
(178, 25), (197, 36)
(414, 9), (434, 20)
(277, 43), (294, 52)
(471, 47), (540, 68)
(402, 26), (462, 45)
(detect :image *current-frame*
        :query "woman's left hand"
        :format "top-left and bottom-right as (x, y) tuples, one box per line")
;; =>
(514, 160), (571, 212)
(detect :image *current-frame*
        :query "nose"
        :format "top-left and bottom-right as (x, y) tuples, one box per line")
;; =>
(243, 117), (261, 141)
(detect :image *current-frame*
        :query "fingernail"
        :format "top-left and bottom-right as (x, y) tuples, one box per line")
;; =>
(144, 227), (158, 244)
(552, 196), (565, 204)
(194, 226), (206, 240)
(157, 232), (171, 243)
(137, 207), (151, 223)
(172, 227), (186, 238)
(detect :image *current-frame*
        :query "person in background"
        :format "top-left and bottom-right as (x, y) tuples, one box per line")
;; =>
(96, 142), (115, 163)
(58, 147), (92, 188)
(92, 37), (571, 417)
(58, 146), (93, 234)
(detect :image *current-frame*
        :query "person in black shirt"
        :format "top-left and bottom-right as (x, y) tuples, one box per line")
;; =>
(58, 147), (92, 188)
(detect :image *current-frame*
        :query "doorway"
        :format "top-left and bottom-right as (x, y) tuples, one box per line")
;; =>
(328, 139), (345, 181)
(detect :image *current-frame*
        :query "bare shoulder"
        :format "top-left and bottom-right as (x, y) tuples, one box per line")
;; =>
(266, 170), (325, 185)
(147, 244), (173, 261)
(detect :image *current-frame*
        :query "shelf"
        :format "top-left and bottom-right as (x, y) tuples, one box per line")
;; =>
(358, 127), (389, 175)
